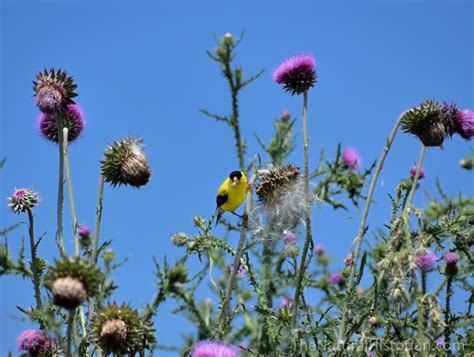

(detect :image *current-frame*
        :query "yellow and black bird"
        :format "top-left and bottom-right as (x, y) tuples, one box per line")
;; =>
(215, 171), (247, 226)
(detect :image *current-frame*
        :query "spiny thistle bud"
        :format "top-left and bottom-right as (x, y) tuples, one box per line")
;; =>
(342, 147), (362, 170)
(102, 248), (115, 266)
(8, 188), (39, 214)
(33, 68), (78, 113)
(329, 271), (343, 286)
(272, 54), (317, 95)
(282, 244), (300, 259)
(401, 100), (448, 147)
(101, 138), (152, 188)
(460, 155), (474, 170)
(409, 164), (426, 179)
(38, 104), (85, 144)
(223, 32), (234, 45)
(256, 164), (306, 227)
(91, 302), (156, 355)
(344, 253), (353, 266)
(313, 244), (325, 256)
(444, 252), (459, 277)
(45, 256), (101, 309)
(282, 231), (297, 245)
(78, 225), (92, 250)
(168, 262), (188, 287)
(171, 232), (188, 247)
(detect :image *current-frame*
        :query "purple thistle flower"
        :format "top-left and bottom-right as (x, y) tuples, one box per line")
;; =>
(228, 264), (245, 278)
(409, 164), (426, 179)
(313, 244), (325, 256)
(280, 110), (291, 122)
(329, 271), (343, 285)
(38, 104), (85, 144)
(444, 252), (459, 265)
(78, 225), (91, 239)
(415, 251), (437, 270)
(191, 340), (239, 357)
(8, 188), (39, 214)
(17, 329), (53, 356)
(272, 54), (317, 95)
(342, 147), (361, 169)
(279, 296), (294, 308)
(436, 337), (445, 348)
(455, 109), (474, 140)
(282, 231), (297, 245)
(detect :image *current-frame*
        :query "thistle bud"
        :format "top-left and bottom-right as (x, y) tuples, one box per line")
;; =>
(102, 249), (115, 265)
(101, 138), (152, 188)
(8, 188), (39, 214)
(460, 156), (473, 170)
(280, 110), (291, 122)
(223, 32), (234, 45)
(401, 100), (448, 147)
(171, 233), (188, 247)
(91, 303), (156, 355)
(33, 68), (78, 113)
(52, 276), (87, 310)
(45, 257), (101, 310)
(100, 319), (128, 346)
(444, 252), (459, 277)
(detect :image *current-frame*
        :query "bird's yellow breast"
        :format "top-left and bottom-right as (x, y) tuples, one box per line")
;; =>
(217, 176), (247, 212)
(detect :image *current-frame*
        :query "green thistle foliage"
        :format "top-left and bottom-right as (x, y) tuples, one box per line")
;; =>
(90, 302), (156, 355)
(101, 137), (152, 188)
(44, 256), (102, 309)
(401, 99), (448, 146)
(256, 112), (296, 167)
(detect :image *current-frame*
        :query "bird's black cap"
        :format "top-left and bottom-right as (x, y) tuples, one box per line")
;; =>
(229, 171), (243, 180)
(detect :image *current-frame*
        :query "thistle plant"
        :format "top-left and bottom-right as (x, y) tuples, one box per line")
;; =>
(2, 33), (473, 357)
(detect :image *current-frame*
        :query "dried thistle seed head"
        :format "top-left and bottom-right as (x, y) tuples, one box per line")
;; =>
(52, 276), (87, 309)
(100, 319), (128, 347)
(401, 100), (448, 147)
(256, 164), (300, 202)
(33, 68), (78, 113)
(256, 164), (307, 227)
(45, 256), (102, 310)
(91, 302), (156, 355)
(8, 188), (39, 214)
(38, 104), (85, 144)
(101, 138), (152, 188)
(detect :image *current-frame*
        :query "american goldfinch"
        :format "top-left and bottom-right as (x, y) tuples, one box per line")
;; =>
(215, 171), (248, 225)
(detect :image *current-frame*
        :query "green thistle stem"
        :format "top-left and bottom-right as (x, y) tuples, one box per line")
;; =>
(66, 309), (75, 357)
(291, 90), (312, 327)
(338, 110), (407, 346)
(217, 172), (257, 337)
(56, 115), (66, 258)
(62, 128), (80, 256)
(405, 144), (426, 210)
(27, 209), (42, 309)
(444, 276), (453, 348)
(91, 174), (105, 265)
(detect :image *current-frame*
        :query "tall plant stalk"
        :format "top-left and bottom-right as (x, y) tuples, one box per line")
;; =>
(66, 310), (75, 357)
(91, 174), (105, 265)
(27, 209), (42, 309)
(338, 110), (407, 345)
(217, 172), (257, 337)
(291, 90), (312, 327)
(62, 128), (80, 256)
(56, 115), (66, 257)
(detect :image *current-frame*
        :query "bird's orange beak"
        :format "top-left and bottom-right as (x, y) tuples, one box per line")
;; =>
(231, 176), (239, 186)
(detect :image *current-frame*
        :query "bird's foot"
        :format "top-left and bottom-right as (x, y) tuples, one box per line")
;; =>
(230, 211), (243, 219)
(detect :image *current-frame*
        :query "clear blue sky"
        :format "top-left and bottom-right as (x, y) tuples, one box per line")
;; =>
(1, 1), (472, 355)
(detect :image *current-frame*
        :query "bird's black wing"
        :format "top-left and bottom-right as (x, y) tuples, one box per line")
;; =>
(216, 192), (228, 208)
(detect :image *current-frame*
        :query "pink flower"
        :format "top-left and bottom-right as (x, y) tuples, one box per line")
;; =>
(17, 329), (54, 355)
(409, 165), (426, 179)
(272, 54), (317, 95)
(329, 271), (343, 285)
(279, 297), (294, 308)
(191, 340), (239, 357)
(415, 251), (437, 270)
(38, 104), (85, 144)
(342, 147), (361, 169)
(313, 244), (325, 256)
(444, 252), (459, 265)
(282, 231), (297, 245)
(455, 109), (474, 140)
(78, 225), (91, 239)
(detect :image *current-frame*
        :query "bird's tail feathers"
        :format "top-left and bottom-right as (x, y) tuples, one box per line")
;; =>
(214, 207), (223, 227)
